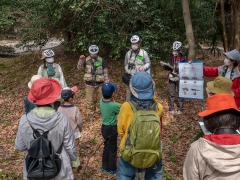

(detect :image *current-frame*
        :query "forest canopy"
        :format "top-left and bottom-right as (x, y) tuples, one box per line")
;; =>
(1, 0), (239, 59)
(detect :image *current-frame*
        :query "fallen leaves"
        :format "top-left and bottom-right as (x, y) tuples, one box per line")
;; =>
(0, 51), (224, 179)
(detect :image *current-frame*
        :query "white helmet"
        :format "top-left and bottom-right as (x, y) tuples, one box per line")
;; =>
(130, 35), (140, 43)
(41, 49), (55, 59)
(88, 45), (99, 55)
(172, 41), (182, 51)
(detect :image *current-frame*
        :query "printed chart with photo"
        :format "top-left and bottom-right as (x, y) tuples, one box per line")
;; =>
(178, 62), (204, 100)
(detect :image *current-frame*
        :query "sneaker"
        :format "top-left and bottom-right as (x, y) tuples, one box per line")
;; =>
(108, 169), (117, 175)
(101, 169), (108, 174)
(177, 110), (182, 115)
(169, 110), (175, 115)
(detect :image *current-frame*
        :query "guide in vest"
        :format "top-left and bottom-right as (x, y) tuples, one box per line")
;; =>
(37, 49), (67, 110)
(160, 41), (186, 115)
(124, 35), (151, 101)
(77, 45), (109, 119)
(203, 49), (240, 108)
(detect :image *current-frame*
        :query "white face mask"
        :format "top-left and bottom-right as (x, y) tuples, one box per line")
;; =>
(172, 52), (178, 56)
(90, 54), (97, 58)
(224, 58), (229, 66)
(131, 45), (139, 51)
(46, 57), (54, 63)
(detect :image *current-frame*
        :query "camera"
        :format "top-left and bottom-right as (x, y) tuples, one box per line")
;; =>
(128, 63), (135, 70)
(91, 66), (96, 74)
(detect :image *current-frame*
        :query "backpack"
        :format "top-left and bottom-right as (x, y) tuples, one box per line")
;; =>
(121, 100), (162, 169)
(25, 120), (62, 179)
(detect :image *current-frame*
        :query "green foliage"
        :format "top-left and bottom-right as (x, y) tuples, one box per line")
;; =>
(2, 0), (223, 59)
(169, 152), (177, 163)
(170, 137), (178, 143)
(0, 0), (23, 39)
(194, 131), (204, 141)
(163, 169), (174, 180)
(91, 138), (98, 144)
(0, 46), (15, 55)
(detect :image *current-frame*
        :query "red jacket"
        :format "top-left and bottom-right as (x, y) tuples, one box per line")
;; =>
(204, 65), (240, 107)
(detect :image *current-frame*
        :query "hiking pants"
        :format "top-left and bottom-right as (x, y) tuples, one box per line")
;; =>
(86, 85), (102, 116)
(168, 80), (184, 111)
(101, 124), (118, 171)
(116, 157), (163, 180)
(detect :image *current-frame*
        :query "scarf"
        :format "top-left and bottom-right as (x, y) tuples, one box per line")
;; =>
(47, 64), (56, 77)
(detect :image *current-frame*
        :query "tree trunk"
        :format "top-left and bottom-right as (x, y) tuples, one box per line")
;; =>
(231, 0), (240, 51)
(230, 4), (234, 50)
(181, 0), (196, 60)
(221, 0), (229, 52)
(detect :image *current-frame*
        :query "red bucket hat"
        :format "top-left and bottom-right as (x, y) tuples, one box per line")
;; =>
(28, 78), (61, 105)
(198, 93), (240, 117)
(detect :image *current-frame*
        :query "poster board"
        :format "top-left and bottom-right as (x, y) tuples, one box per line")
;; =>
(178, 62), (204, 100)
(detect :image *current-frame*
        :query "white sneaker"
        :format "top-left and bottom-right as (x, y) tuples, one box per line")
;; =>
(169, 110), (175, 115)
(177, 110), (182, 115)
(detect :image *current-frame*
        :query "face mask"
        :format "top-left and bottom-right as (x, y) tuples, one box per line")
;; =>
(46, 57), (54, 63)
(131, 45), (139, 51)
(90, 54), (97, 58)
(224, 58), (229, 66)
(172, 52), (178, 56)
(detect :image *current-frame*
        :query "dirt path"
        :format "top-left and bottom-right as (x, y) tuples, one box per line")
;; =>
(0, 38), (62, 54)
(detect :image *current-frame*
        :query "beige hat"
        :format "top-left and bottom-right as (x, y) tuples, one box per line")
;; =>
(207, 76), (234, 96)
(28, 75), (42, 89)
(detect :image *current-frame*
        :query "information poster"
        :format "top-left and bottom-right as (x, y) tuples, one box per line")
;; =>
(178, 62), (204, 100)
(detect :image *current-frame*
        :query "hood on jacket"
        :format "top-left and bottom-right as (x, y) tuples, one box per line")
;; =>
(199, 137), (240, 173)
(26, 109), (63, 132)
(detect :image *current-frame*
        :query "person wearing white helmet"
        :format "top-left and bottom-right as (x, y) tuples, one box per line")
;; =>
(37, 49), (67, 110)
(77, 45), (109, 119)
(123, 35), (151, 101)
(160, 41), (186, 115)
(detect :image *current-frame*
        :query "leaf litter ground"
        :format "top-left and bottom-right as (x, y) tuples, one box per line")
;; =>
(0, 51), (224, 180)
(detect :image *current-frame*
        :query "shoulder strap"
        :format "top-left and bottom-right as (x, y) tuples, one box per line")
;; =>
(98, 56), (103, 62)
(129, 100), (158, 111)
(221, 65), (228, 77)
(26, 115), (49, 138)
(128, 100), (139, 112)
(149, 102), (158, 111)
(26, 115), (63, 153)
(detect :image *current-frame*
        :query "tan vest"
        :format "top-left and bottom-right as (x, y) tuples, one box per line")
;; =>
(125, 49), (145, 74)
(83, 56), (104, 82)
(40, 63), (60, 79)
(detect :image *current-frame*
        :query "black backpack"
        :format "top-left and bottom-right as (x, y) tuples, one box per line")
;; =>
(25, 120), (62, 179)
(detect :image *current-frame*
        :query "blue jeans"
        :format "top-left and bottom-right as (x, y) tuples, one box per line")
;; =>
(116, 157), (163, 180)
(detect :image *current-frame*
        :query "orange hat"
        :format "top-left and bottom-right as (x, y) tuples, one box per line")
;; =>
(198, 93), (240, 117)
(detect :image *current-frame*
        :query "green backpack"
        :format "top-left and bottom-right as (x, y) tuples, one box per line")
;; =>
(121, 100), (162, 169)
